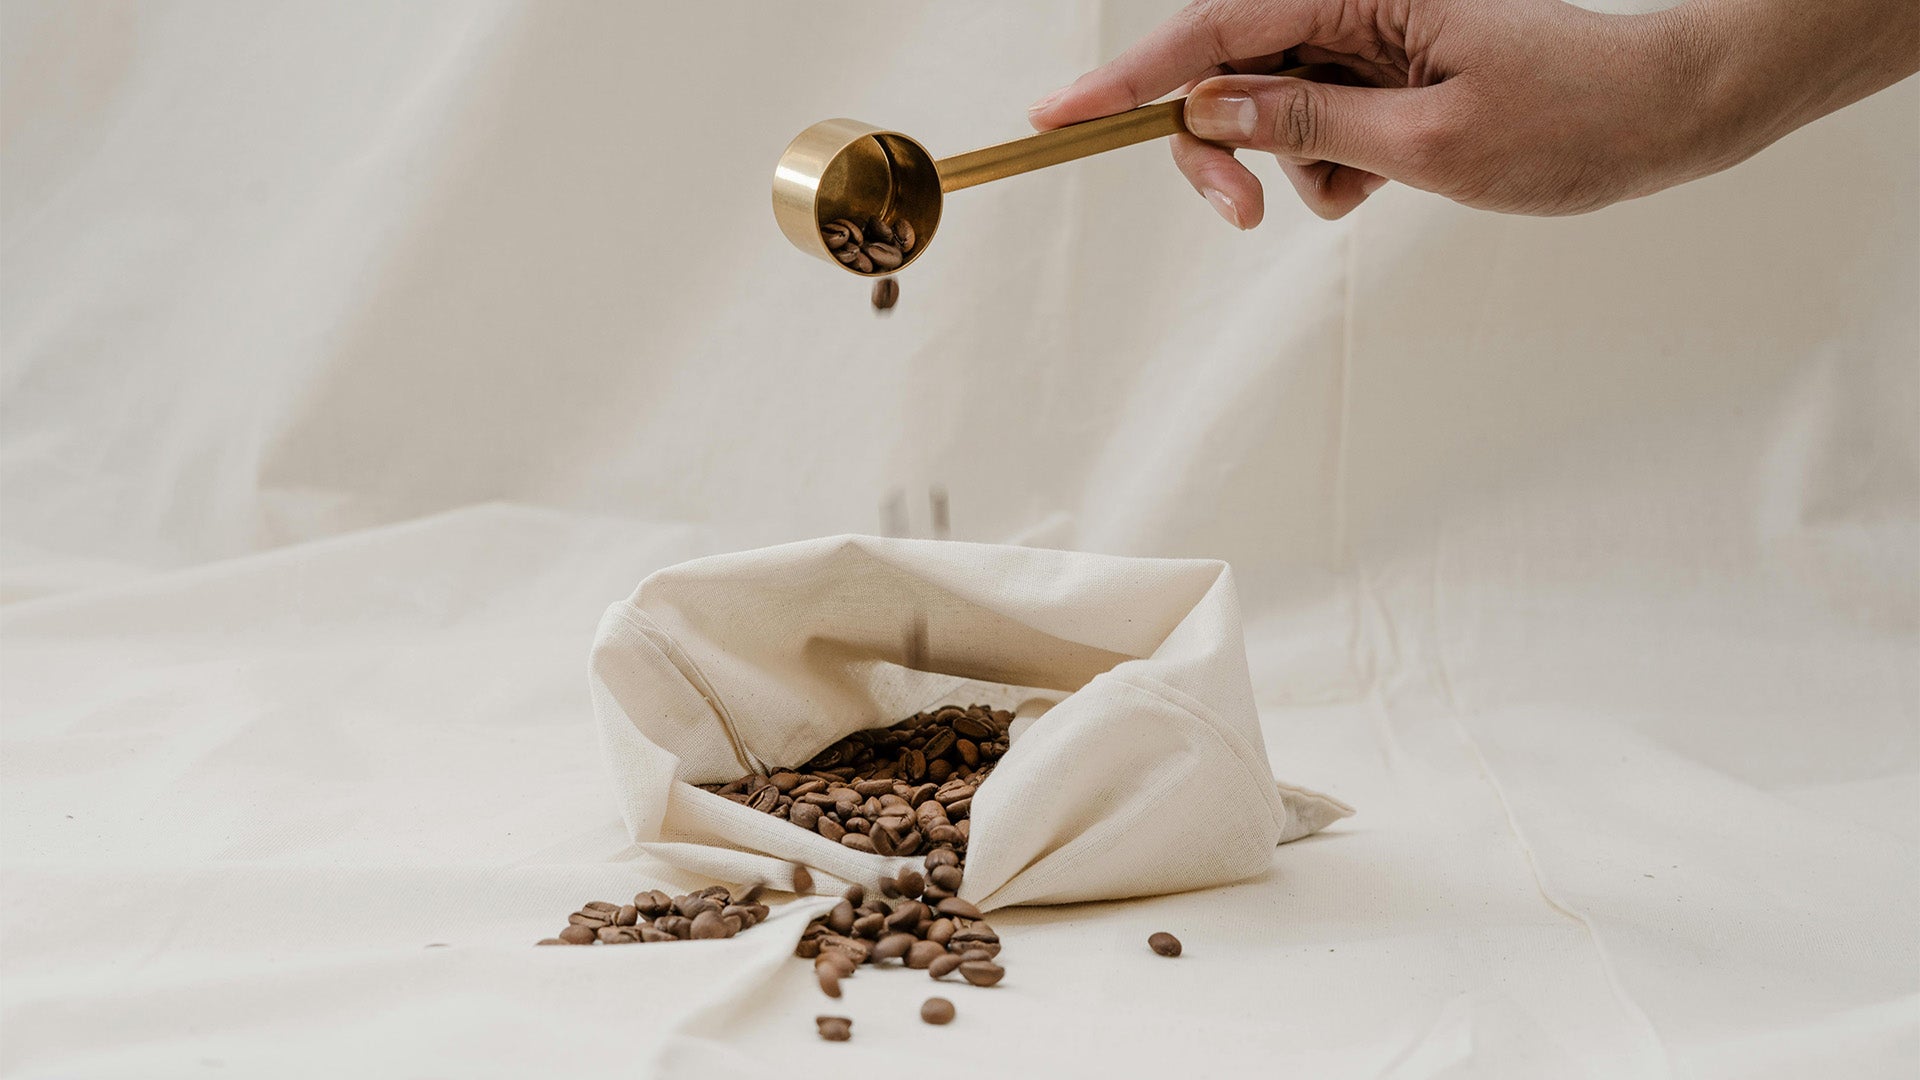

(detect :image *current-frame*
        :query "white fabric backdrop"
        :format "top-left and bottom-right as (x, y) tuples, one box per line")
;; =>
(1, 2), (1914, 1077)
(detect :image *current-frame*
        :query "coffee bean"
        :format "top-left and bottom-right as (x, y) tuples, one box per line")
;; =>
(852, 913), (887, 939)
(951, 714), (994, 740)
(817, 817), (846, 841)
(924, 848), (960, 869)
(1149, 932), (1182, 957)
(568, 912), (610, 928)
(870, 826), (898, 856)
(653, 915), (691, 939)
(926, 918), (955, 946)
(690, 910), (728, 940)
(866, 217), (895, 245)
(842, 884), (866, 907)
(558, 925), (596, 945)
(826, 900), (855, 935)
(935, 897), (981, 919)
(920, 997), (955, 1025)
(866, 242), (903, 271)
(958, 960), (1005, 987)
(957, 948), (994, 963)
(895, 219), (916, 253)
(791, 863), (814, 894)
(821, 222), (852, 250)
(816, 1015), (853, 1041)
(633, 890), (672, 917)
(905, 940), (947, 969)
(892, 868), (922, 896)
(536, 938), (565, 946)
(928, 952), (963, 979)
(747, 785), (780, 813)
(821, 935), (871, 965)
(873, 932), (916, 961)
(929, 865), (963, 891)
(640, 926), (675, 943)
(884, 902), (926, 931)
(817, 965), (844, 998)
(841, 832), (877, 854)
(831, 218), (863, 246)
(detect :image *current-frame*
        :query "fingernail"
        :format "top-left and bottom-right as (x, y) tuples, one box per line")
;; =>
(1359, 173), (1389, 197)
(1203, 188), (1243, 229)
(1028, 86), (1066, 115)
(1186, 92), (1257, 142)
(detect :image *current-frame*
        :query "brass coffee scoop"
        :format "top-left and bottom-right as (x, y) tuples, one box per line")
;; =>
(773, 68), (1321, 277)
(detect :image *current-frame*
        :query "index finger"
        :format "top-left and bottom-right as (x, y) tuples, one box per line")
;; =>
(1028, 0), (1316, 129)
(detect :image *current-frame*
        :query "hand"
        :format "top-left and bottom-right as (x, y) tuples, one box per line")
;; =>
(1027, 0), (1919, 223)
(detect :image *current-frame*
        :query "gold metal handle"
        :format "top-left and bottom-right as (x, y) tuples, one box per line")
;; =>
(935, 99), (1187, 193)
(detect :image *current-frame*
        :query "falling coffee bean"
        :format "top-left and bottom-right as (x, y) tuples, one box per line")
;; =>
(921, 997), (956, 1025)
(1149, 931), (1182, 957)
(816, 1015), (853, 1041)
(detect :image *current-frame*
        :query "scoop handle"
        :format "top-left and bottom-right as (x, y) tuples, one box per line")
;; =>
(934, 65), (1330, 194)
(935, 99), (1187, 193)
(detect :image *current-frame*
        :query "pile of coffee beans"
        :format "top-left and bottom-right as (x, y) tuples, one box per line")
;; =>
(798, 860), (1006, 996)
(821, 214), (915, 274)
(698, 703), (1010, 863)
(536, 883), (770, 946)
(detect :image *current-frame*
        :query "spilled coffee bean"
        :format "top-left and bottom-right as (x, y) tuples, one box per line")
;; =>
(816, 1015), (853, 1042)
(920, 997), (956, 1025)
(1149, 931), (1182, 957)
(537, 882), (771, 946)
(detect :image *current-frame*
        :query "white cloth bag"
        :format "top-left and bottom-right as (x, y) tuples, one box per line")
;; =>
(590, 535), (1351, 910)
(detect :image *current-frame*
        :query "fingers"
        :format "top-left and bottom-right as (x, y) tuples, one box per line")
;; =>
(1274, 159), (1390, 220)
(1171, 133), (1265, 229)
(1184, 74), (1444, 187)
(1029, 0), (1315, 130)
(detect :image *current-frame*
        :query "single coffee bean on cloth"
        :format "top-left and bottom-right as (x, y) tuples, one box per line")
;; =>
(816, 1016), (853, 1042)
(1149, 931), (1182, 957)
(590, 536), (1353, 908)
(921, 997), (956, 1025)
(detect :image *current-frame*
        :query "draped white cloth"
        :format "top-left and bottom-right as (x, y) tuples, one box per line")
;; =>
(2, 2), (1913, 1077)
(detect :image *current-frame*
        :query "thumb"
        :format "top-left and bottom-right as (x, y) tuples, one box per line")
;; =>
(1185, 74), (1446, 187)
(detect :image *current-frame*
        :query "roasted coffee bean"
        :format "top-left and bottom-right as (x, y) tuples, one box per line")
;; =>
(929, 864), (964, 891)
(958, 960), (1005, 987)
(690, 910), (729, 940)
(583, 900), (619, 913)
(817, 817), (846, 842)
(852, 913), (887, 939)
(613, 904), (639, 927)
(821, 222), (853, 250)
(905, 940), (947, 969)
(951, 926), (1000, 948)
(895, 219), (916, 252)
(653, 915), (691, 939)
(640, 926), (676, 943)
(920, 997), (955, 1025)
(817, 965), (844, 998)
(817, 950), (857, 977)
(928, 952), (963, 979)
(789, 803), (823, 831)
(922, 728), (957, 759)
(794, 936), (823, 958)
(831, 219), (863, 246)
(633, 889), (672, 917)
(926, 823), (963, 846)
(722, 905), (759, 928)
(791, 779), (827, 797)
(770, 771), (802, 792)
(936, 897), (981, 919)
(791, 863), (815, 894)
(568, 912), (610, 928)
(841, 832), (877, 854)
(894, 869), (925, 899)
(957, 948), (994, 963)
(951, 713), (994, 740)
(927, 758), (953, 782)
(697, 885), (732, 901)
(924, 847), (960, 869)
(853, 778), (895, 797)
(870, 826), (898, 856)
(816, 1015), (853, 1041)
(747, 785), (780, 813)
(872, 932), (916, 961)
(954, 939), (1001, 960)
(922, 883), (954, 903)
(826, 900), (856, 934)
(1149, 932), (1182, 957)
(598, 925), (643, 944)
(866, 242), (903, 271)
(558, 925), (596, 945)
(821, 935), (871, 965)
(884, 902), (926, 931)
(866, 217), (895, 245)
(926, 918), (956, 946)
(842, 884), (866, 907)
